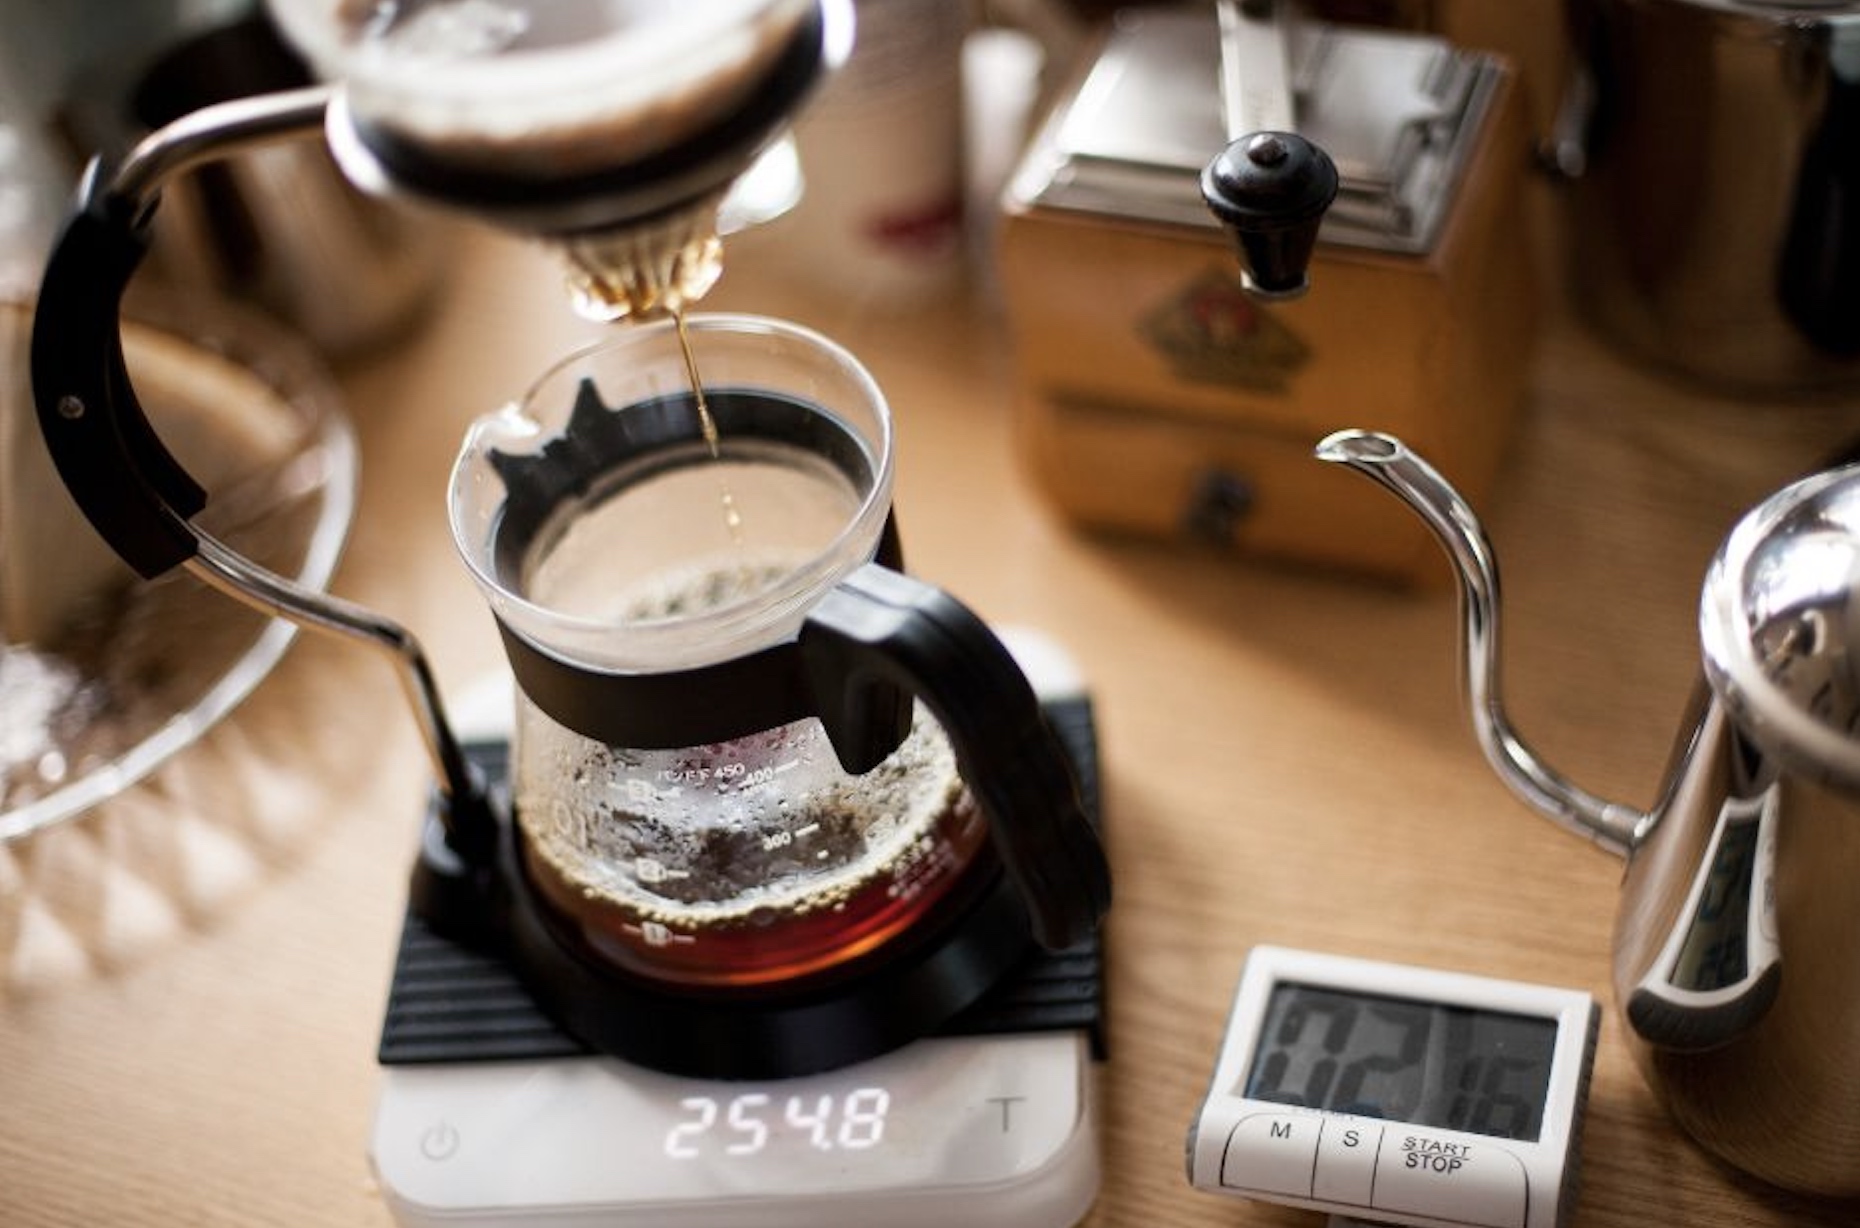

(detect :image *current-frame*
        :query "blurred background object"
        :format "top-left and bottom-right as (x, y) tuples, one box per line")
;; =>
(1, 0), (444, 361)
(1548, 0), (1860, 393)
(778, 0), (974, 305)
(0, 1), (368, 852)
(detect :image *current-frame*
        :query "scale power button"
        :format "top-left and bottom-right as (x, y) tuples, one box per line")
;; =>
(419, 1121), (462, 1162)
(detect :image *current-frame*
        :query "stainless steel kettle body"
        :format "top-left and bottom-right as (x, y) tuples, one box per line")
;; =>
(1319, 429), (1860, 1198)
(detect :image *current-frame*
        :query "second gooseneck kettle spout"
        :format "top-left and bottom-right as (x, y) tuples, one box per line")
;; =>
(1315, 430), (1646, 856)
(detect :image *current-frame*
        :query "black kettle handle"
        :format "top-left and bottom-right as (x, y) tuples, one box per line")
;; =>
(801, 563), (1113, 950)
(32, 167), (209, 578)
(29, 120), (498, 861)
(31, 84), (335, 578)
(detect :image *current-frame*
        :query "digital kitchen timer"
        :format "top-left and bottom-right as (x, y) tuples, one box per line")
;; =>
(1187, 946), (1599, 1228)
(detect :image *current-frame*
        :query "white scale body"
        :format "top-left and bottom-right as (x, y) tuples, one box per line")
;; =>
(370, 632), (1102, 1227)
(372, 1032), (1098, 1228)
(1188, 946), (1599, 1228)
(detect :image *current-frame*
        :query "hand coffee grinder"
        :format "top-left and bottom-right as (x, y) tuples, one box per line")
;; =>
(25, 2), (1323, 1223)
(1000, 0), (1534, 584)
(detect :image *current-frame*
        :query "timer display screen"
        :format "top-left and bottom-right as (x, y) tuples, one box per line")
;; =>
(1242, 982), (1558, 1142)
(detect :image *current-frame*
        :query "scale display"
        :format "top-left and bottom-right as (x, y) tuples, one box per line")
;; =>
(1188, 947), (1598, 1228)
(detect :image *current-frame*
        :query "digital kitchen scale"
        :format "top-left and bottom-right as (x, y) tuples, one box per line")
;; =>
(369, 634), (1107, 1228)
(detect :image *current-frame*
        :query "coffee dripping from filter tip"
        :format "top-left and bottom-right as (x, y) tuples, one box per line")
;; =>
(26, 0), (1122, 1080)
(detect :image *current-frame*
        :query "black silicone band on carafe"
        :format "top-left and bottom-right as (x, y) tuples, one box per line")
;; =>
(487, 384), (910, 755)
(486, 384), (881, 585)
(31, 169), (209, 578)
(500, 620), (860, 751)
(799, 564), (1113, 951)
(492, 518), (908, 755)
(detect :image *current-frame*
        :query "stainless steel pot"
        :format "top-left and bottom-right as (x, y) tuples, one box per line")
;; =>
(1550, 0), (1860, 392)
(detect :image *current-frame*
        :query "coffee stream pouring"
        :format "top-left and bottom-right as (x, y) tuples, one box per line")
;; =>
(26, 0), (1121, 1080)
(1318, 430), (1860, 1197)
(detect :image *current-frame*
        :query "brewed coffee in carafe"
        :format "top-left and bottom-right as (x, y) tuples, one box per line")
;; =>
(508, 366), (989, 984)
(450, 315), (1056, 992)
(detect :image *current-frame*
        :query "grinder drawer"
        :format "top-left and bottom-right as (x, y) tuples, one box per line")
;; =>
(1017, 392), (1444, 584)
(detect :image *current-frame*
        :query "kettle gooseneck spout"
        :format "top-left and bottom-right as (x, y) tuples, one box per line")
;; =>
(1315, 430), (1645, 855)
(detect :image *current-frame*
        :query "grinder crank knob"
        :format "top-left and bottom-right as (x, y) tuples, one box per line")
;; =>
(1201, 131), (1338, 300)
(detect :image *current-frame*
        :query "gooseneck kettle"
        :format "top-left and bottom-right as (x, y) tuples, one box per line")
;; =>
(1319, 429), (1860, 1198)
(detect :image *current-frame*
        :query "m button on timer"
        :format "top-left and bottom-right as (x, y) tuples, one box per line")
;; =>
(1221, 1113), (1318, 1197)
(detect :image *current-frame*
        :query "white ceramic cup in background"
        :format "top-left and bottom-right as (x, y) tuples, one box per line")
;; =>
(782, 0), (971, 304)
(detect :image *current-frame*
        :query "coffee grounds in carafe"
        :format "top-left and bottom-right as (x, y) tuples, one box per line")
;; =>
(517, 706), (992, 990)
(514, 556), (993, 990)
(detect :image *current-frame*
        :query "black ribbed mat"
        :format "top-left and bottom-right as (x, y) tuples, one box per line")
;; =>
(378, 696), (1107, 1066)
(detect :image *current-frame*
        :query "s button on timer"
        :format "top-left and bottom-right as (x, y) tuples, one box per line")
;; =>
(1314, 1119), (1381, 1205)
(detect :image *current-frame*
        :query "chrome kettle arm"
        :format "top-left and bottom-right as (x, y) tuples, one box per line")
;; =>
(32, 87), (495, 864)
(1316, 430), (1645, 855)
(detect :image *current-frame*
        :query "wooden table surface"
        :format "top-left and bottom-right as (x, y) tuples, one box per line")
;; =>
(5, 195), (1860, 1228)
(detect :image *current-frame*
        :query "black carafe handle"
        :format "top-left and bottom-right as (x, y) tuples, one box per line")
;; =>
(801, 563), (1112, 950)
